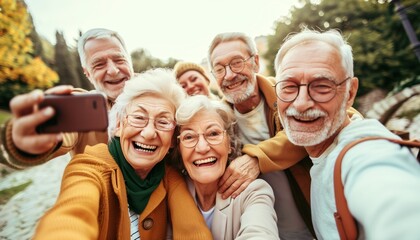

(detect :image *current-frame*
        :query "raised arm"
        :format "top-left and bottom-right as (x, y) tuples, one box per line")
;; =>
(33, 155), (102, 240)
(235, 179), (279, 240)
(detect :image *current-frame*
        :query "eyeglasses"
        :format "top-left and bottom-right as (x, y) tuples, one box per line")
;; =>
(178, 127), (226, 148)
(126, 114), (176, 131)
(274, 77), (351, 103)
(211, 55), (254, 79)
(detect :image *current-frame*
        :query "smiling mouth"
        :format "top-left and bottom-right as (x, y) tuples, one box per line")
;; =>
(292, 116), (321, 123)
(105, 78), (126, 85)
(133, 141), (157, 153)
(225, 80), (244, 90)
(190, 88), (202, 95)
(193, 157), (217, 167)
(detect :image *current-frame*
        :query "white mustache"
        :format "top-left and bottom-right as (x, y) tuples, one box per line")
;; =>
(285, 107), (327, 119)
(221, 74), (247, 88)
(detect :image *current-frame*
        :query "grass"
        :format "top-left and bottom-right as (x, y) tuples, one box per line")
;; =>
(0, 180), (33, 205)
(0, 109), (11, 124)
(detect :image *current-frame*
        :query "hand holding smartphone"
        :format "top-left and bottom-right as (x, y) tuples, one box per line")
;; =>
(36, 93), (108, 133)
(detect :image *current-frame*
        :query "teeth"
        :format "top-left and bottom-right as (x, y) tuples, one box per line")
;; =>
(227, 82), (241, 89)
(193, 157), (216, 166)
(133, 142), (157, 152)
(106, 79), (125, 84)
(294, 116), (316, 121)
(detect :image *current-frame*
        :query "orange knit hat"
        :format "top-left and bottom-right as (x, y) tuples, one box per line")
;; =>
(173, 61), (211, 83)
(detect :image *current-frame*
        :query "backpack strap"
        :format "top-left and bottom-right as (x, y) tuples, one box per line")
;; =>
(333, 136), (420, 240)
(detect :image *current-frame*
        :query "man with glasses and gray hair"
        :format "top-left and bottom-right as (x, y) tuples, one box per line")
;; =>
(207, 32), (314, 239)
(274, 28), (420, 239)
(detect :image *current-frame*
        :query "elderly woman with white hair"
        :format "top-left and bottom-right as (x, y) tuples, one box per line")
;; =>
(170, 95), (279, 240)
(33, 69), (211, 240)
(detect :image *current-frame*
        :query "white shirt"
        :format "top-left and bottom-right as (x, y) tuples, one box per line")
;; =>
(310, 115), (420, 239)
(234, 99), (269, 145)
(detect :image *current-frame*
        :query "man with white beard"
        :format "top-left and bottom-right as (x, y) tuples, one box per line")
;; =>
(274, 28), (420, 239)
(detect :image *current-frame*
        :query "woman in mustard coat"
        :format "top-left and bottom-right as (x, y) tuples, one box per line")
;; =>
(33, 69), (211, 240)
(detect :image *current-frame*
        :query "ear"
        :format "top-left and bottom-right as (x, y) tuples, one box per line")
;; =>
(253, 54), (260, 73)
(346, 77), (359, 109)
(114, 117), (123, 137)
(83, 68), (95, 85)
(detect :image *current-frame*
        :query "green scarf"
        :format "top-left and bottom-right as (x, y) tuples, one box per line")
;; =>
(108, 137), (165, 214)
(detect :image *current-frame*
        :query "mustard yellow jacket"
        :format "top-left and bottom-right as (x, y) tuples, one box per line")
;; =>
(33, 143), (212, 240)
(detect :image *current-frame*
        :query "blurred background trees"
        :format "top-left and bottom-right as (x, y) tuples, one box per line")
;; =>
(264, 0), (419, 97)
(0, 0), (418, 110)
(0, 0), (178, 110)
(0, 0), (58, 109)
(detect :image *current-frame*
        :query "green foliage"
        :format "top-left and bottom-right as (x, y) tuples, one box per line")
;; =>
(131, 48), (178, 73)
(0, 109), (11, 124)
(265, 0), (420, 96)
(54, 31), (82, 87)
(0, 180), (32, 204)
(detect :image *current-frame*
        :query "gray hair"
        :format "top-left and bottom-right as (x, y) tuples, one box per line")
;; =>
(274, 28), (354, 79)
(207, 32), (258, 69)
(169, 95), (242, 173)
(77, 28), (132, 69)
(107, 68), (186, 139)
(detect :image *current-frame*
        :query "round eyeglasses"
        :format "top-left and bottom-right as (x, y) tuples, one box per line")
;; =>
(178, 127), (226, 148)
(126, 114), (176, 131)
(211, 55), (254, 79)
(274, 77), (351, 103)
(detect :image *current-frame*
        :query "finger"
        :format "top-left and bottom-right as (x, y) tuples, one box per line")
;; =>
(218, 166), (232, 188)
(14, 106), (56, 134)
(12, 107), (59, 154)
(16, 133), (62, 155)
(218, 174), (237, 195)
(218, 162), (238, 192)
(230, 180), (252, 199)
(10, 90), (44, 117)
(221, 180), (241, 199)
(44, 85), (74, 95)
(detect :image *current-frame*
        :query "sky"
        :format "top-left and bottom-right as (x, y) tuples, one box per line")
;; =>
(25, 0), (298, 63)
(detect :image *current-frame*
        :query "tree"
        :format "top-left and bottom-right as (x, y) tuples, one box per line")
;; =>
(265, 0), (420, 96)
(74, 49), (94, 90)
(0, 0), (58, 109)
(131, 48), (178, 73)
(54, 31), (82, 87)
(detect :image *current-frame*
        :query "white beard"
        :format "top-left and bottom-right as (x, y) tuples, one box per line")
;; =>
(222, 74), (256, 104)
(280, 93), (349, 147)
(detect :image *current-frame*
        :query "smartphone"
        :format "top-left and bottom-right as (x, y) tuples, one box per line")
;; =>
(36, 93), (108, 133)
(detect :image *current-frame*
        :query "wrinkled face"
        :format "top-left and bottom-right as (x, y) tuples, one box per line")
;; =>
(179, 111), (229, 185)
(83, 37), (134, 100)
(276, 41), (350, 147)
(116, 94), (175, 179)
(178, 70), (210, 96)
(210, 40), (259, 104)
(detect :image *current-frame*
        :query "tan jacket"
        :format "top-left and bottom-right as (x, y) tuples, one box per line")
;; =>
(34, 143), (212, 240)
(187, 178), (279, 240)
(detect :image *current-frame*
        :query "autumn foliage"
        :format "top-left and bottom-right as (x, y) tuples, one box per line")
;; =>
(0, 0), (58, 109)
